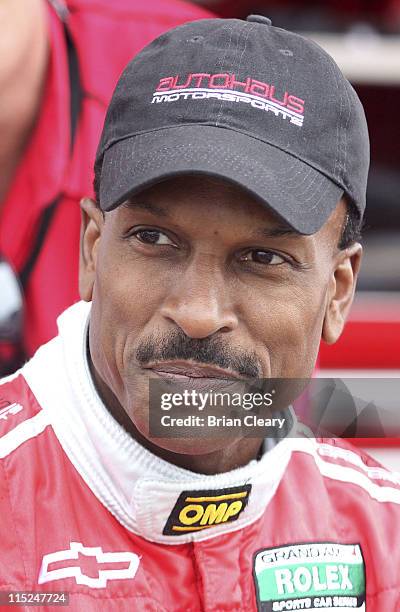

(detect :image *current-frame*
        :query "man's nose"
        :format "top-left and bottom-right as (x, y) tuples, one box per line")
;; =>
(159, 260), (239, 339)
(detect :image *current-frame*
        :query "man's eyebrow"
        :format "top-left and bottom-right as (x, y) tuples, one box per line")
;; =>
(122, 199), (168, 217)
(121, 200), (301, 237)
(256, 226), (301, 238)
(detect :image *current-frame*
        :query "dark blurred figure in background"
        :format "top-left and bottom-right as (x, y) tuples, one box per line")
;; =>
(0, 0), (212, 376)
(195, 0), (400, 31)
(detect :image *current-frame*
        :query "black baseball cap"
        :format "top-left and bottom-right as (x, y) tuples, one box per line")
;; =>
(95, 15), (370, 234)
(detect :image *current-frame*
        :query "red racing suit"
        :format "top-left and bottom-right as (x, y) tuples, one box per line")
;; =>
(0, 0), (211, 360)
(0, 302), (400, 611)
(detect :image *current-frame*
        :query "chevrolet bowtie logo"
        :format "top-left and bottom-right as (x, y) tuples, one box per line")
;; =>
(38, 542), (140, 588)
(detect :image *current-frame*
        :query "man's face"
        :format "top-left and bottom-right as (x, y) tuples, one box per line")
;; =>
(80, 176), (361, 456)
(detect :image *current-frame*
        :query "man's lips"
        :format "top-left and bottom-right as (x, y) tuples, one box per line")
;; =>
(142, 361), (244, 380)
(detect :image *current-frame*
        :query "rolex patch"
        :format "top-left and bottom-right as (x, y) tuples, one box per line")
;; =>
(163, 484), (251, 535)
(253, 542), (366, 611)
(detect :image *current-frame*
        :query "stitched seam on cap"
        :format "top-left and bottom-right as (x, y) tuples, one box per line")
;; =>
(216, 22), (254, 126)
(341, 82), (352, 197)
(102, 123), (346, 190)
(325, 53), (344, 184)
(214, 22), (235, 126)
(105, 139), (343, 216)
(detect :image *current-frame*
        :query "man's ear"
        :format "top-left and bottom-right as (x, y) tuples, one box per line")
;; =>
(79, 198), (104, 302)
(322, 243), (363, 344)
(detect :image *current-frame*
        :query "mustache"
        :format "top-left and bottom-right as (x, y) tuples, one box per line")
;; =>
(135, 330), (261, 378)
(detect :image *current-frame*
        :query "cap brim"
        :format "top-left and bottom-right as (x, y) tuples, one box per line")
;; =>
(99, 125), (343, 235)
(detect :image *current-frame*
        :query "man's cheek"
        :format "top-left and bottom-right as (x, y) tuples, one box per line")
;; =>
(110, 263), (171, 316)
(262, 298), (323, 377)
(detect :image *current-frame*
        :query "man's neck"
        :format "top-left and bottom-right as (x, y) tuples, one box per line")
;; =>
(0, 2), (49, 205)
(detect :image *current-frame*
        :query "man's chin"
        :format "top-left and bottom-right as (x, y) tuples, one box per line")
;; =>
(123, 370), (251, 460)
(131, 412), (242, 457)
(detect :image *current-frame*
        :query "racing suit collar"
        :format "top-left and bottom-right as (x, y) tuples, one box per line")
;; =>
(26, 301), (295, 544)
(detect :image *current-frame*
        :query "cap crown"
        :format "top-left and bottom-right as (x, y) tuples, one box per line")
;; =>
(97, 18), (369, 215)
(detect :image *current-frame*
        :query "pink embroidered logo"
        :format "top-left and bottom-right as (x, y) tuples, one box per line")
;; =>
(152, 73), (305, 126)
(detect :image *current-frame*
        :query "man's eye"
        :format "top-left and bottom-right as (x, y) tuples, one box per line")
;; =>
(134, 229), (175, 246)
(240, 250), (286, 265)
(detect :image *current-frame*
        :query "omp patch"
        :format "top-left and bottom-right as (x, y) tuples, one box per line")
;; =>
(253, 542), (366, 611)
(163, 484), (251, 535)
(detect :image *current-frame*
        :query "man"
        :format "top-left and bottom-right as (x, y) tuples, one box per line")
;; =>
(0, 0), (211, 374)
(1, 15), (400, 611)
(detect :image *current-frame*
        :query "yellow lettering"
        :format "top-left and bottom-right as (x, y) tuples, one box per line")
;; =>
(223, 500), (243, 521)
(200, 503), (227, 525)
(179, 504), (204, 525)
(178, 499), (245, 528)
